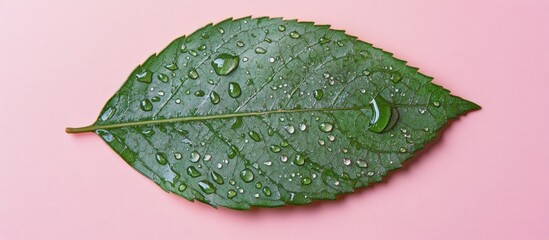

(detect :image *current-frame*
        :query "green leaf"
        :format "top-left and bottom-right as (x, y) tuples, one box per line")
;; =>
(67, 17), (479, 209)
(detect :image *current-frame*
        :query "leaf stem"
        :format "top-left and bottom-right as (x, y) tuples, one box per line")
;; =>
(66, 125), (97, 134)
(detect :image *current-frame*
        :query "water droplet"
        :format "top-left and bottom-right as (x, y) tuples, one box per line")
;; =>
(205, 91), (220, 105)
(189, 50), (198, 56)
(263, 187), (272, 196)
(236, 41), (245, 47)
(289, 31), (301, 39)
(284, 125), (295, 134)
(319, 122), (333, 133)
(188, 69), (199, 79)
(155, 153), (167, 165)
(362, 69), (371, 76)
(197, 44), (206, 51)
(228, 82), (241, 98)
(218, 27), (225, 34)
(318, 140), (325, 145)
(278, 25), (286, 32)
(227, 189), (237, 199)
(313, 89), (323, 100)
(318, 36), (331, 45)
(211, 53), (240, 76)
(164, 62), (178, 71)
(100, 106), (116, 121)
(175, 99), (181, 104)
(391, 72), (402, 83)
(190, 151), (200, 162)
(198, 181), (216, 194)
(136, 70), (152, 83)
(418, 108), (426, 114)
(140, 99), (153, 111)
(255, 47), (267, 54)
(270, 145), (281, 153)
(367, 171), (375, 176)
(187, 166), (201, 177)
(174, 152), (182, 160)
(328, 135), (335, 142)
(423, 127), (430, 132)
(211, 171), (224, 184)
(294, 154), (305, 166)
(240, 169), (254, 182)
(399, 147), (407, 153)
(336, 41), (344, 47)
(178, 183), (187, 191)
(342, 158), (351, 166)
(156, 73), (168, 83)
(280, 156), (288, 162)
(280, 140), (289, 147)
(268, 57), (275, 63)
(299, 123), (307, 131)
(248, 131), (261, 142)
(356, 160), (368, 168)
(433, 101), (441, 107)
(368, 96), (399, 133)
(96, 129), (113, 142)
(301, 177), (312, 185)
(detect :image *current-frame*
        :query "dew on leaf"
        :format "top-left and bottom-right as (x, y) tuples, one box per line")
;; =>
(356, 160), (368, 168)
(284, 125), (295, 134)
(100, 106), (116, 121)
(211, 171), (224, 184)
(194, 90), (205, 97)
(368, 95), (399, 133)
(136, 70), (152, 83)
(208, 91), (220, 104)
(270, 145), (281, 153)
(301, 177), (312, 185)
(236, 41), (245, 47)
(211, 53), (240, 76)
(318, 37), (331, 45)
(240, 169), (254, 182)
(319, 122), (333, 133)
(228, 82), (241, 98)
(198, 181), (216, 194)
(188, 69), (199, 79)
(155, 153), (167, 165)
(140, 99), (153, 111)
(263, 187), (272, 196)
(178, 183), (187, 192)
(174, 152), (182, 160)
(187, 166), (201, 177)
(190, 151), (200, 162)
(342, 158), (351, 166)
(280, 155), (288, 162)
(164, 63), (178, 71)
(227, 189), (237, 199)
(278, 25), (286, 32)
(313, 89), (324, 100)
(255, 47), (267, 54)
(299, 123), (307, 131)
(294, 154), (305, 166)
(248, 131), (261, 142)
(157, 73), (169, 83)
(289, 31), (301, 39)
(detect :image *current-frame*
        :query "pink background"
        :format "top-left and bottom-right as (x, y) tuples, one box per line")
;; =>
(1, 0), (548, 239)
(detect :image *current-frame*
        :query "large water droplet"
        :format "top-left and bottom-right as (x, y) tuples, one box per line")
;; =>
(140, 99), (153, 111)
(187, 166), (201, 177)
(313, 89), (323, 100)
(299, 123), (307, 131)
(228, 82), (241, 98)
(136, 70), (152, 83)
(209, 91), (220, 104)
(289, 31), (301, 39)
(155, 153), (167, 165)
(211, 53), (239, 76)
(248, 131), (261, 142)
(240, 169), (254, 182)
(211, 171), (224, 184)
(188, 68), (199, 79)
(368, 95), (399, 133)
(198, 181), (216, 194)
(319, 122), (333, 133)
(255, 47), (267, 54)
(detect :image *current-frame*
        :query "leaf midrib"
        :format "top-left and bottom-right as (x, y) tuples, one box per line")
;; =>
(65, 106), (369, 133)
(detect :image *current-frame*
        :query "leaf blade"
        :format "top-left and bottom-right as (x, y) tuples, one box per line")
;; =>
(69, 17), (479, 209)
